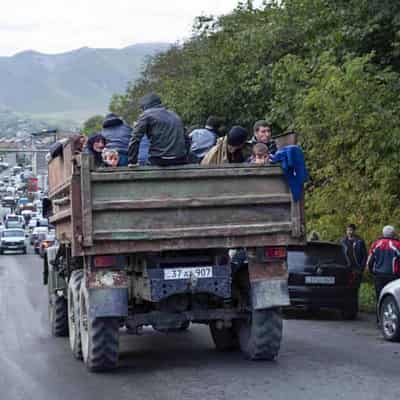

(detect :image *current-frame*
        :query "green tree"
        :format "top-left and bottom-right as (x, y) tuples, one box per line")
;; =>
(82, 115), (104, 136)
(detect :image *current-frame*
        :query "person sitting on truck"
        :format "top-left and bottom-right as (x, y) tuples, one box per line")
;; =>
(250, 143), (269, 165)
(188, 116), (222, 163)
(101, 113), (132, 166)
(85, 133), (106, 166)
(102, 149), (121, 167)
(250, 120), (278, 155)
(128, 93), (188, 166)
(201, 126), (251, 165)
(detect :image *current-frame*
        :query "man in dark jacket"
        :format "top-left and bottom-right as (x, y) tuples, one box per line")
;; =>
(367, 225), (400, 299)
(341, 224), (368, 271)
(128, 93), (187, 166)
(101, 113), (132, 166)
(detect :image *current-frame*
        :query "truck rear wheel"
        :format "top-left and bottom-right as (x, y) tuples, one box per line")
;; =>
(209, 322), (239, 351)
(48, 293), (68, 337)
(79, 284), (120, 372)
(238, 308), (282, 361)
(68, 270), (84, 360)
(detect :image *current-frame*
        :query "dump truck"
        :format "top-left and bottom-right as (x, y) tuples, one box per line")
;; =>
(43, 134), (305, 372)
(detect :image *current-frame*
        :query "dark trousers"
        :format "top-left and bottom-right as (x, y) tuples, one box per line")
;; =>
(374, 274), (399, 300)
(149, 156), (187, 167)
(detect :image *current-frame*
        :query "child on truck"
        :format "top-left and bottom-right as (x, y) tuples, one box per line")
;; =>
(250, 143), (269, 165)
(102, 149), (120, 167)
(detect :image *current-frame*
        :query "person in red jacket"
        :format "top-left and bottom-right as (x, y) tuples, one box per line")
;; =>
(367, 225), (400, 299)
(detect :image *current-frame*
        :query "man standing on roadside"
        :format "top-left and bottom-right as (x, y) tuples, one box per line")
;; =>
(341, 224), (367, 271)
(367, 225), (400, 299)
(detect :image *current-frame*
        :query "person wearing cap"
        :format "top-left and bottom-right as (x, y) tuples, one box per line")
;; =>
(367, 225), (400, 300)
(128, 93), (187, 166)
(201, 125), (251, 165)
(188, 116), (223, 163)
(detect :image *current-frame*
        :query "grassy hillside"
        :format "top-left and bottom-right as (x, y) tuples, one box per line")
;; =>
(0, 43), (170, 116)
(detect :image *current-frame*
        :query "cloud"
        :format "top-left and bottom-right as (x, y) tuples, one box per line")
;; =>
(0, 22), (40, 32)
(0, 0), (265, 56)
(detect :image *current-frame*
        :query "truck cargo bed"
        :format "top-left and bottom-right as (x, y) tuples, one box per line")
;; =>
(49, 150), (304, 256)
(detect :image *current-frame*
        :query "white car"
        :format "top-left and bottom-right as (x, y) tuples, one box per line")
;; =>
(378, 279), (400, 342)
(0, 228), (27, 254)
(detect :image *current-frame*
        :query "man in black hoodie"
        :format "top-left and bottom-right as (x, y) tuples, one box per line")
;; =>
(128, 93), (187, 166)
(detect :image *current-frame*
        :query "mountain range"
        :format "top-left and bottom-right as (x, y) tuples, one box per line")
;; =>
(0, 43), (170, 123)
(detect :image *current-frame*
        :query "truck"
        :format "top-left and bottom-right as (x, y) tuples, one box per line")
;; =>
(43, 134), (305, 372)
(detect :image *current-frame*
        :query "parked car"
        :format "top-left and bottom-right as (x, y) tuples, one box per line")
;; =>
(30, 226), (48, 245)
(377, 279), (400, 342)
(287, 241), (361, 319)
(0, 228), (26, 254)
(38, 233), (56, 257)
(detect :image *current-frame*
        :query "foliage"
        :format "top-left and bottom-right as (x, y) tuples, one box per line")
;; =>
(109, 0), (400, 244)
(82, 115), (104, 136)
(359, 282), (376, 313)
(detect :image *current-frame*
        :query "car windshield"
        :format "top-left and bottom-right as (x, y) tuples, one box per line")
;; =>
(3, 230), (24, 238)
(7, 216), (18, 222)
(7, 221), (22, 227)
(33, 228), (47, 234)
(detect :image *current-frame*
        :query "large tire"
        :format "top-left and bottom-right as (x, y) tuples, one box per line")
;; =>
(80, 283), (120, 372)
(209, 322), (239, 351)
(49, 293), (68, 337)
(380, 295), (400, 342)
(238, 308), (282, 361)
(68, 270), (84, 360)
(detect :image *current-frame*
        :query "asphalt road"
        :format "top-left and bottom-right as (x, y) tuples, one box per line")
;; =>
(1, 250), (399, 400)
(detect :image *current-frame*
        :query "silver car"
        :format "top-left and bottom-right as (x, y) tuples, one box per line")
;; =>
(377, 279), (400, 341)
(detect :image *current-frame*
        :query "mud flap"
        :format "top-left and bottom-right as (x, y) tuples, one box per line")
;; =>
(247, 249), (290, 310)
(86, 270), (129, 318)
(250, 279), (290, 310)
(88, 288), (128, 319)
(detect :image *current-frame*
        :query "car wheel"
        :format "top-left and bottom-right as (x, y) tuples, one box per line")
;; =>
(380, 295), (400, 342)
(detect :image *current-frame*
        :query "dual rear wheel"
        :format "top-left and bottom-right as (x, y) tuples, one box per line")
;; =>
(49, 270), (120, 372)
(209, 308), (283, 360)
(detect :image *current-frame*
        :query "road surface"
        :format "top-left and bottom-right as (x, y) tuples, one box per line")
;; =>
(1, 250), (399, 400)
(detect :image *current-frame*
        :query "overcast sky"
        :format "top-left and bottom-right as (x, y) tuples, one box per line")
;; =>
(0, 0), (264, 56)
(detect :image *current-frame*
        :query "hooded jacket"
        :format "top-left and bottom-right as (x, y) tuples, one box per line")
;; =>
(367, 237), (400, 275)
(201, 136), (252, 166)
(189, 128), (217, 160)
(101, 114), (132, 156)
(128, 94), (187, 164)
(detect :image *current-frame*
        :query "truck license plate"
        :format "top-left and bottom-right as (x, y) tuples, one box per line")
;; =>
(164, 267), (213, 280)
(305, 276), (335, 285)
